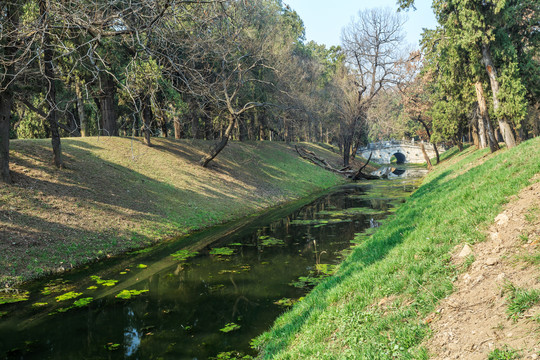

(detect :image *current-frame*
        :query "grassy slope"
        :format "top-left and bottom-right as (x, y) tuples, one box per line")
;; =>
(1, 137), (357, 285)
(256, 137), (540, 359)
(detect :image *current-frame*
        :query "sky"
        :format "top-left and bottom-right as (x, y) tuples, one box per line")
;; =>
(283, 0), (438, 48)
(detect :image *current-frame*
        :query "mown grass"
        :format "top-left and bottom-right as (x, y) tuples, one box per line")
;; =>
(256, 137), (540, 359)
(1, 138), (351, 285)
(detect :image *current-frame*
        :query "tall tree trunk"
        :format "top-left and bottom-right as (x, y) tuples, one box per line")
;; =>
(200, 114), (236, 167)
(342, 135), (352, 167)
(173, 117), (182, 139)
(471, 118), (480, 149)
(474, 82), (499, 152)
(0, 2), (19, 183)
(40, 0), (63, 168)
(416, 117), (440, 164)
(74, 80), (87, 137)
(420, 143), (433, 170)
(481, 44), (516, 149)
(142, 96), (152, 147)
(0, 92), (12, 183)
(99, 73), (118, 136)
(476, 109), (487, 149)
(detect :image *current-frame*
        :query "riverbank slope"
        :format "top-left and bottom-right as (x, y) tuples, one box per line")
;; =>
(256, 137), (540, 359)
(1, 138), (361, 285)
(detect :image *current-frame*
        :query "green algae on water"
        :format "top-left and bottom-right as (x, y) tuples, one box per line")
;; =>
(259, 236), (285, 246)
(137, 264), (148, 269)
(0, 291), (29, 305)
(32, 302), (48, 308)
(115, 289), (149, 299)
(210, 247), (234, 256)
(171, 249), (199, 262)
(105, 343), (121, 351)
(90, 275), (119, 287)
(220, 322), (241, 333)
(289, 218), (351, 226)
(73, 297), (93, 307)
(56, 291), (82, 302)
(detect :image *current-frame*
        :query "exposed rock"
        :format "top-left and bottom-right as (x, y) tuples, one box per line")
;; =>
(458, 244), (473, 258)
(495, 213), (509, 226)
(485, 258), (498, 266)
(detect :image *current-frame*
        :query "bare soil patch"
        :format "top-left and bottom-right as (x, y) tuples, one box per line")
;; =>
(425, 176), (540, 359)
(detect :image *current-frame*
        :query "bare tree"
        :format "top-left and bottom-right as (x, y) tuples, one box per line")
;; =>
(340, 7), (406, 166)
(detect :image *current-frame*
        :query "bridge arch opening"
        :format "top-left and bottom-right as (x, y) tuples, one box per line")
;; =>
(390, 152), (406, 164)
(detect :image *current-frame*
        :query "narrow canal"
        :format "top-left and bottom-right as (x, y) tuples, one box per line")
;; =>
(0, 169), (423, 360)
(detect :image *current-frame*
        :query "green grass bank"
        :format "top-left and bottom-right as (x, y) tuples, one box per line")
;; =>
(255, 137), (540, 359)
(1, 138), (354, 285)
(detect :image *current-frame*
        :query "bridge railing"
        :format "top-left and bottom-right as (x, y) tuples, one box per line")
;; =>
(358, 139), (447, 152)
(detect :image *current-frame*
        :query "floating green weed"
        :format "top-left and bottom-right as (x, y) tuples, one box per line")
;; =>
(87, 286), (98, 290)
(289, 219), (351, 226)
(32, 302), (48, 308)
(40, 279), (72, 296)
(259, 236), (285, 246)
(115, 289), (149, 299)
(137, 264), (148, 269)
(105, 343), (121, 351)
(128, 248), (153, 255)
(229, 243), (243, 246)
(90, 275), (119, 287)
(171, 249), (199, 262)
(503, 283), (540, 321)
(210, 247), (234, 256)
(315, 264), (337, 276)
(55, 291), (82, 302)
(274, 298), (298, 307)
(218, 269), (239, 275)
(210, 351), (253, 359)
(220, 322), (241, 333)
(0, 291), (29, 304)
(73, 297), (93, 307)
(290, 275), (325, 289)
(317, 208), (386, 217)
(209, 284), (225, 293)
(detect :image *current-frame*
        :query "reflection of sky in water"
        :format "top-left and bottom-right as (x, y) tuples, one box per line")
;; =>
(124, 308), (141, 357)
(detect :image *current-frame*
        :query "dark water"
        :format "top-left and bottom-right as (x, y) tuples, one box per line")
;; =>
(0, 174), (423, 360)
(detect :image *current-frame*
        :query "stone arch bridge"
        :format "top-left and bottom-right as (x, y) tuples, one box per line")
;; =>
(357, 140), (445, 164)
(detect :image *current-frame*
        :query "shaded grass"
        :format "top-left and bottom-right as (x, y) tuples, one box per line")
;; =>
(256, 137), (540, 359)
(1, 138), (351, 285)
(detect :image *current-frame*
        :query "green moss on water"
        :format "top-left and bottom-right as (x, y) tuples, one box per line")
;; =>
(317, 208), (386, 217)
(220, 322), (241, 333)
(171, 249), (199, 262)
(0, 291), (29, 305)
(259, 236), (285, 246)
(55, 291), (82, 302)
(90, 276), (119, 287)
(289, 219), (351, 226)
(32, 302), (48, 308)
(73, 297), (93, 307)
(210, 247), (234, 256)
(115, 289), (149, 299)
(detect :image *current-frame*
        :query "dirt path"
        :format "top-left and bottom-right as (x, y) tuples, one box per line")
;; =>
(426, 177), (540, 359)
